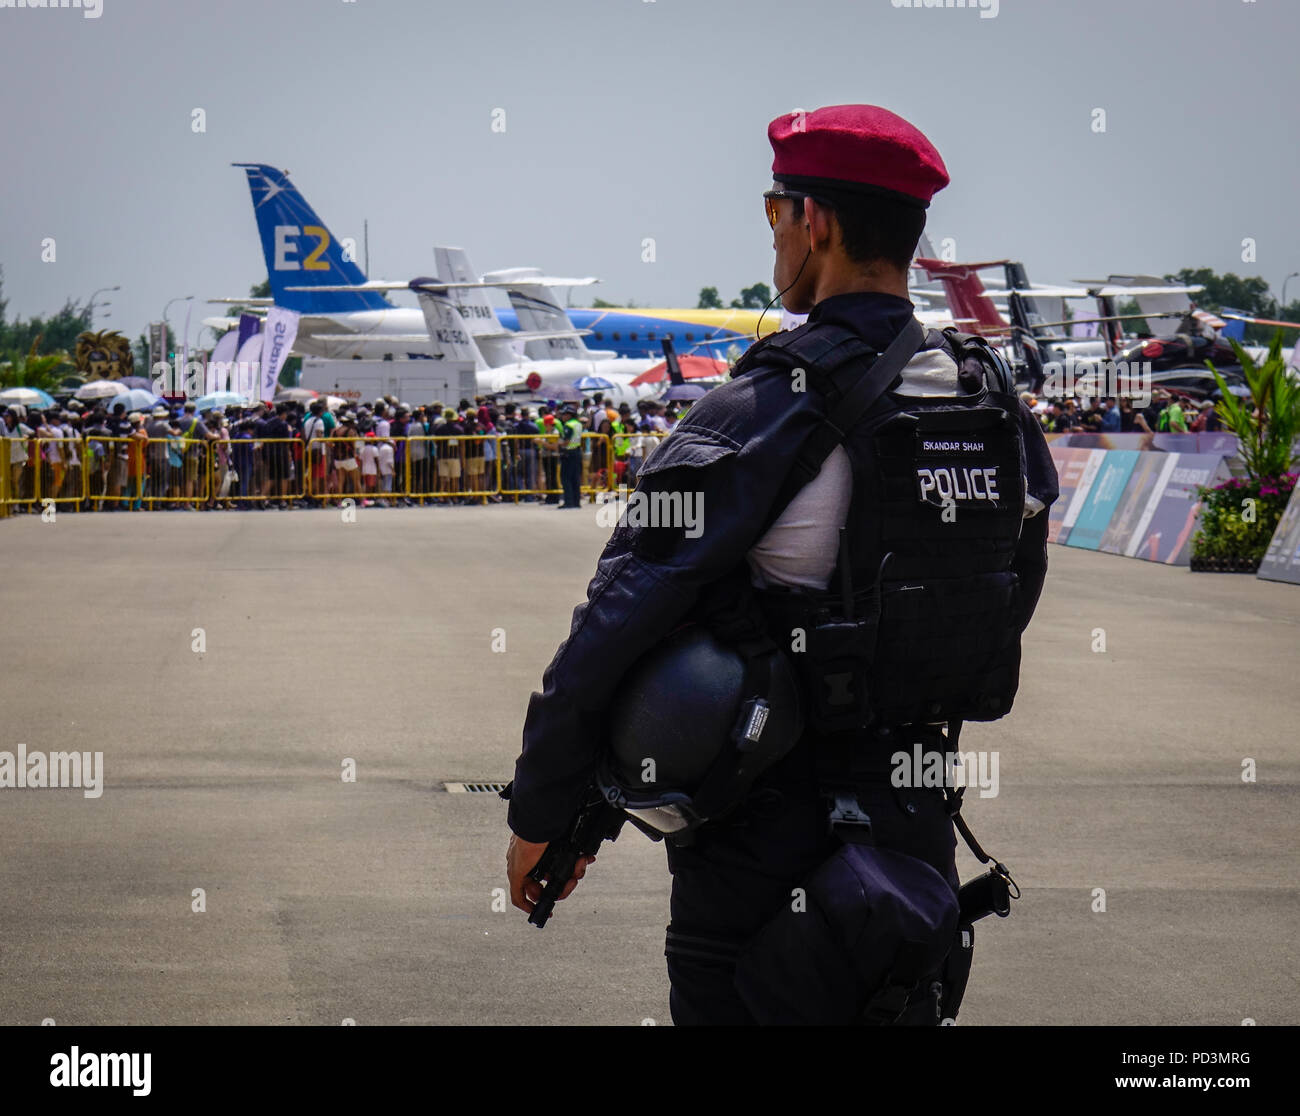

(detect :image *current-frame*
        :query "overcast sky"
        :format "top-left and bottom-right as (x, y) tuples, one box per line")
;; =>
(1, 0), (1297, 345)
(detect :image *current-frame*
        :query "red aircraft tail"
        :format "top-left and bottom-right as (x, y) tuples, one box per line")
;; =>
(914, 257), (1011, 336)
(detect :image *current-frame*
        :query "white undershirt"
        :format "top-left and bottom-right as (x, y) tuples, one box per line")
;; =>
(746, 347), (964, 591)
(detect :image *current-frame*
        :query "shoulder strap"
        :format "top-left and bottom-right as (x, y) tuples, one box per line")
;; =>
(758, 318), (926, 538)
(942, 328), (1017, 397)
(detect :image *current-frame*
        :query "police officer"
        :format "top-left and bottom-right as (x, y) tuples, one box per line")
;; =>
(505, 104), (1058, 1024)
(556, 403), (583, 509)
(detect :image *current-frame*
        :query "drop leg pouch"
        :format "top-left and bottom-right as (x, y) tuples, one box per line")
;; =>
(733, 842), (959, 1025)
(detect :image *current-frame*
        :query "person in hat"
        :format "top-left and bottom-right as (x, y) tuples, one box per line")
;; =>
(504, 105), (1059, 1025)
(556, 402), (584, 509)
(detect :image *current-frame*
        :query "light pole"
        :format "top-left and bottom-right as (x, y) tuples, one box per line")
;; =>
(1280, 272), (1300, 315)
(87, 285), (120, 328)
(162, 296), (194, 354)
(162, 296), (194, 396)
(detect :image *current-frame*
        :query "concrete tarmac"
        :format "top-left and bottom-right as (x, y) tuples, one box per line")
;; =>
(1, 503), (1296, 1025)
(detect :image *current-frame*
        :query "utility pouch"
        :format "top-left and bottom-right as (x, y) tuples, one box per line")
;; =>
(801, 614), (879, 735)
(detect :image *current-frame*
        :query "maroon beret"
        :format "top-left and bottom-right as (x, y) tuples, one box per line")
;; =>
(768, 104), (949, 208)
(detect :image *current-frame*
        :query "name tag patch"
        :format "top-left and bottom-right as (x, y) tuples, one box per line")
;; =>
(920, 439), (985, 453)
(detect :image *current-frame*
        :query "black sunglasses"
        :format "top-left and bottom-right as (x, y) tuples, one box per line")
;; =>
(763, 188), (834, 228)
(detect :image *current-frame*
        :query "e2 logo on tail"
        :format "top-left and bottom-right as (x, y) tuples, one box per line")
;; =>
(273, 225), (331, 271)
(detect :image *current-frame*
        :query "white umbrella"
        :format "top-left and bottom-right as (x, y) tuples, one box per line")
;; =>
(0, 386), (56, 409)
(75, 379), (129, 401)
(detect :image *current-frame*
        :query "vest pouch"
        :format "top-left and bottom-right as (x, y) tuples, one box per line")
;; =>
(871, 570), (1022, 725)
(800, 616), (879, 735)
(757, 583), (884, 737)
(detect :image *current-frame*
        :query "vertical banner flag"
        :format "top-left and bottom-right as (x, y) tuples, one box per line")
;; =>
(1258, 483), (1300, 584)
(235, 332), (265, 401)
(260, 307), (300, 402)
(206, 329), (241, 394)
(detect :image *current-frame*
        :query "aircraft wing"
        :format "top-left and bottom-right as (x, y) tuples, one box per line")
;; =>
(284, 280), (412, 293)
(288, 277), (599, 294)
(207, 297), (274, 305)
(309, 334), (435, 343)
(1220, 312), (1300, 329)
(479, 328), (593, 341)
(1090, 285), (1204, 298)
(1006, 285), (1092, 299)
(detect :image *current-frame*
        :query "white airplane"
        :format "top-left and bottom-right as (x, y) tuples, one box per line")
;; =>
(290, 251), (663, 407)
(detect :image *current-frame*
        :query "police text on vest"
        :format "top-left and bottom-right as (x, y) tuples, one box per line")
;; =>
(917, 466), (999, 503)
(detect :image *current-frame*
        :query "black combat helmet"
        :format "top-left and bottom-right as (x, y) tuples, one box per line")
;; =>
(597, 624), (804, 841)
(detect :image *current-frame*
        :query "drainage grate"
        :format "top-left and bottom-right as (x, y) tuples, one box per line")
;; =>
(444, 781), (509, 794)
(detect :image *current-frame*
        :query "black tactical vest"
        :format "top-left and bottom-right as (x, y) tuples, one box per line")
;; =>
(737, 321), (1027, 734)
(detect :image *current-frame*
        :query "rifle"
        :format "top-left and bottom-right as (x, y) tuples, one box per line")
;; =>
(500, 781), (626, 929)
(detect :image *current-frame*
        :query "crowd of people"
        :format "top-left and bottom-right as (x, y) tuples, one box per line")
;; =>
(1023, 390), (1224, 435)
(4, 382), (1235, 513)
(1, 391), (688, 511)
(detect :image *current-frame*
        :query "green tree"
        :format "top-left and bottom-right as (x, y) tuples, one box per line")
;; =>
(226, 278), (273, 320)
(1163, 268), (1296, 345)
(0, 336), (74, 392)
(730, 282), (772, 310)
(1206, 330), (1300, 483)
(697, 286), (723, 310)
(1116, 298), (1148, 336)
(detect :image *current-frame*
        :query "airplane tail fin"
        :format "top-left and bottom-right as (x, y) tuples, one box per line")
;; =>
(488, 269), (591, 360)
(1110, 275), (1194, 339)
(234, 163), (388, 315)
(409, 280), (490, 372)
(433, 247), (522, 367)
(914, 257), (1010, 335)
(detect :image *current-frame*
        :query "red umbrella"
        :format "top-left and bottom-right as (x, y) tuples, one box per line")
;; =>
(630, 355), (729, 386)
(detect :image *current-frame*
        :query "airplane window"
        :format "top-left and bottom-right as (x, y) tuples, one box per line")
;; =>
(612, 332), (621, 340)
(594, 332), (603, 340)
(648, 330), (657, 340)
(630, 333), (638, 341)
(686, 333), (695, 342)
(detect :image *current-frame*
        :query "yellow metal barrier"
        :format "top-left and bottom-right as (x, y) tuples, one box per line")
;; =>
(403, 436), (500, 501)
(83, 435), (209, 508)
(497, 433), (612, 499)
(306, 435), (409, 503)
(0, 430), (636, 511)
(0, 429), (10, 517)
(3, 427), (40, 509)
(34, 438), (87, 507)
(220, 437), (305, 506)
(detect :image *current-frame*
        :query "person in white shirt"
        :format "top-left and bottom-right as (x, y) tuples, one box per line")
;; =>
(359, 436), (380, 506)
(377, 438), (395, 506)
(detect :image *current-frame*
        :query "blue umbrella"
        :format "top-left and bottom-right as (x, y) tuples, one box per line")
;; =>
(0, 386), (56, 409)
(191, 391), (248, 411)
(661, 383), (708, 402)
(543, 383), (585, 402)
(572, 376), (616, 391)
